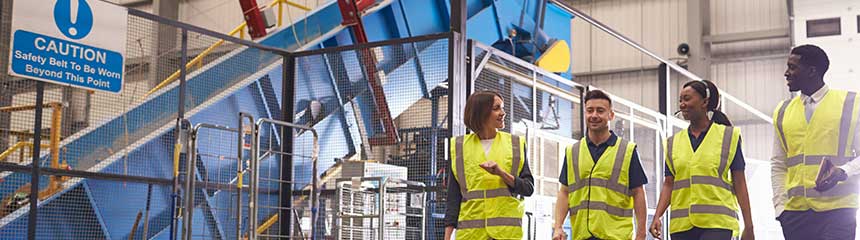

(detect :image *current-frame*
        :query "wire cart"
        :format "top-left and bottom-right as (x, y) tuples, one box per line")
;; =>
(335, 177), (426, 240)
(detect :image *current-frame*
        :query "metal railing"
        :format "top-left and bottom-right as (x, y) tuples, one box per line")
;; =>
(185, 122), (243, 240)
(144, 0), (312, 97)
(251, 117), (319, 239)
(548, 0), (773, 126)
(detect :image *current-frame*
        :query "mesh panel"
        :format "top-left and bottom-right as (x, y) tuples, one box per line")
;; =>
(292, 37), (448, 239)
(0, 3), (288, 238)
(253, 120), (318, 240)
(189, 125), (246, 240)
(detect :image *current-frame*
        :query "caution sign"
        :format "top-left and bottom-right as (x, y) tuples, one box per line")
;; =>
(8, 0), (127, 94)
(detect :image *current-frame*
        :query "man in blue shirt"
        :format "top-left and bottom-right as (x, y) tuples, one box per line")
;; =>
(552, 90), (648, 240)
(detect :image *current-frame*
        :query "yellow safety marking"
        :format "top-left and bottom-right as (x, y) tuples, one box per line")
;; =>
(536, 40), (571, 72)
(173, 143), (182, 177)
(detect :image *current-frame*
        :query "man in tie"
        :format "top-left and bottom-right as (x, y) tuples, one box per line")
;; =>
(771, 44), (860, 240)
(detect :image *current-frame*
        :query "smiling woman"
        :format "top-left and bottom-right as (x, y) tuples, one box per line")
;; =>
(445, 90), (535, 240)
(650, 80), (755, 240)
(463, 91), (506, 135)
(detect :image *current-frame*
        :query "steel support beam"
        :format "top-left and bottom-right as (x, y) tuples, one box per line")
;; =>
(449, 0), (468, 137)
(147, 0), (180, 88)
(0, 0), (13, 153)
(687, 0), (711, 79)
(704, 28), (790, 44)
(280, 54), (296, 239)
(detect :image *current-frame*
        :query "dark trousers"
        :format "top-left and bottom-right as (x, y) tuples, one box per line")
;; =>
(779, 208), (856, 240)
(669, 227), (732, 240)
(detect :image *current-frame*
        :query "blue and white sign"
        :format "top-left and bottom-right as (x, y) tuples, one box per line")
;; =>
(8, 0), (127, 94)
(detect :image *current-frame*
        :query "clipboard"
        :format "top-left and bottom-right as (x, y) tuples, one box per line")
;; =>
(815, 157), (835, 185)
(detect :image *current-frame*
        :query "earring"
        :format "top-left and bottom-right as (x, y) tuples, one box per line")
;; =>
(707, 110), (714, 120)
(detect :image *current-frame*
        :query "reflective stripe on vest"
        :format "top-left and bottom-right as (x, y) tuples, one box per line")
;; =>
(569, 200), (634, 217)
(785, 155), (854, 168)
(670, 205), (738, 219)
(786, 181), (860, 198)
(457, 218), (522, 229)
(673, 176), (732, 192)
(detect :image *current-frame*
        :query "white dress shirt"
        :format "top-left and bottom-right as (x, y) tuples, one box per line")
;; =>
(771, 85), (860, 216)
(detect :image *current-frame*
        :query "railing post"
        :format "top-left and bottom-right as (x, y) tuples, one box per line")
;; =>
(26, 82), (44, 240)
(280, 53), (296, 238)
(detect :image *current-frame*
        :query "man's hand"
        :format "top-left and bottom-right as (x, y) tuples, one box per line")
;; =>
(741, 226), (755, 240)
(649, 216), (663, 239)
(815, 167), (847, 192)
(551, 227), (567, 240)
(479, 161), (503, 175)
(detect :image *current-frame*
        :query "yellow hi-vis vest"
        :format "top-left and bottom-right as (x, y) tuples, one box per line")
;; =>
(773, 90), (859, 211)
(566, 138), (636, 240)
(450, 132), (526, 240)
(666, 123), (741, 235)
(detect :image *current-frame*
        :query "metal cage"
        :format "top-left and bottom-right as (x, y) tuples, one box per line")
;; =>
(334, 177), (426, 240)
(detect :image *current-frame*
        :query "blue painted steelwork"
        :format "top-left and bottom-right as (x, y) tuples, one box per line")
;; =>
(0, 0), (573, 238)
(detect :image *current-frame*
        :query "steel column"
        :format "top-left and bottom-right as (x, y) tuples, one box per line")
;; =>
(26, 82), (44, 240)
(279, 54), (296, 238)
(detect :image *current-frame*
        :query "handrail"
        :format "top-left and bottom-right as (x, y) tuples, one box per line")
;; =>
(143, 0), (312, 98)
(471, 40), (686, 132)
(255, 214), (279, 234)
(0, 102), (65, 169)
(251, 117), (319, 239)
(0, 142), (50, 162)
(548, 0), (773, 125)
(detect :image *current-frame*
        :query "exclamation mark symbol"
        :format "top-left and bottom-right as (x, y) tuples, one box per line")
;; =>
(68, 0), (79, 36)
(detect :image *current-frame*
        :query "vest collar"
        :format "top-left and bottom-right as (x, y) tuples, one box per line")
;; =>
(687, 122), (713, 141)
(801, 84), (829, 104)
(586, 131), (618, 148)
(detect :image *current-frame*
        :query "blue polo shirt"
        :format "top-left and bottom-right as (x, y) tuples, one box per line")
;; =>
(558, 132), (648, 189)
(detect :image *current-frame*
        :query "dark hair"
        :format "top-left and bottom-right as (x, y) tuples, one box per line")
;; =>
(682, 80), (732, 126)
(464, 90), (503, 132)
(584, 89), (612, 107)
(790, 44), (830, 77)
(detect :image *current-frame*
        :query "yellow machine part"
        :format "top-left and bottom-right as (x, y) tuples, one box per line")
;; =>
(535, 40), (570, 73)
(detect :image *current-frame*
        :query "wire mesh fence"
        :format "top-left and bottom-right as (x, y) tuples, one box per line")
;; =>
(0, 2), (291, 238)
(252, 118), (319, 240)
(290, 34), (451, 239)
(187, 123), (246, 240)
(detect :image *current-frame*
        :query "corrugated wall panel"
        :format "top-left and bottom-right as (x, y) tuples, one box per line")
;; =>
(570, 1), (593, 73)
(710, 0), (789, 57)
(640, 0), (686, 68)
(179, 0), (326, 36)
(569, 0), (687, 74)
(711, 0), (788, 34)
(711, 57), (792, 160)
(576, 69), (660, 110)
